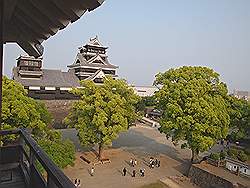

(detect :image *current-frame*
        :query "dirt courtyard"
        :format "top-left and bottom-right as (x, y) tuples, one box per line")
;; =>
(62, 126), (198, 188)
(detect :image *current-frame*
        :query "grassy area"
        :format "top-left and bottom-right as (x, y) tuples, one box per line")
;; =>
(139, 181), (169, 188)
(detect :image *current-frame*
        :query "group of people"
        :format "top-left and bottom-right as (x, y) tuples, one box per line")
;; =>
(122, 157), (161, 178)
(122, 167), (145, 177)
(74, 179), (81, 188)
(149, 157), (160, 168)
(75, 157), (161, 184)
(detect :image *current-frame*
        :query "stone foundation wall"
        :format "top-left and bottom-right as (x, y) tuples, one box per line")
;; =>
(188, 165), (247, 188)
(41, 100), (76, 129)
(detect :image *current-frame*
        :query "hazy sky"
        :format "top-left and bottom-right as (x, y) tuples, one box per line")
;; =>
(4, 0), (250, 92)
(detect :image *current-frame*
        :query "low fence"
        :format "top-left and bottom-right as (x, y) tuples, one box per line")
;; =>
(207, 158), (225, 167)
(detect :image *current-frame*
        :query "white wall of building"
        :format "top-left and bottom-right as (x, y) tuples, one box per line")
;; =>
(131, 86), (158, 97)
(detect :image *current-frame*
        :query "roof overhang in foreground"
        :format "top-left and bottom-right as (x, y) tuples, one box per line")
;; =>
(2, 0), (104, 57)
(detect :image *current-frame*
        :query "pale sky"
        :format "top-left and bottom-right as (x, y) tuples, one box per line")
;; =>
(3, 0), (250, 92)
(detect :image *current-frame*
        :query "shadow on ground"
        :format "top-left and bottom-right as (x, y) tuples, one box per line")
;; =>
(112, 128), (185, 164)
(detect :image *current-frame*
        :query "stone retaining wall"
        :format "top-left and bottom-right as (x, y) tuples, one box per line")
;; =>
(42, 100), (75, 129)
(188, 164), (247, 188)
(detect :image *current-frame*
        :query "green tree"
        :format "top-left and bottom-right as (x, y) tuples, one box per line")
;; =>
(227, 96), (250, 141)
(136, 96), (157, 112)
(1, 77), (47, 144)
(154, 66), (230, 162)
(35, 101), (53, 126)
(37, 130), (75, 170)
(65, 77), (139, 159)
(1, 77), (75, 170)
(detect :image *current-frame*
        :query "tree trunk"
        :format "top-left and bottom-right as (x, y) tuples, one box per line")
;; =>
(98, 143), (103, 161)
(191, 149), (199, 163)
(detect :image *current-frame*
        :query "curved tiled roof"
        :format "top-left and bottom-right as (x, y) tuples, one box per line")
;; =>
(3, 0), (104, 57)
(68, 53), (118, 69)
(13, 68), (80, 87)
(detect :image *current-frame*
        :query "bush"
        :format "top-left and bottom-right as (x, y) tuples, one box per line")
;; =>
(244, 148), (250, 156)
(38, 138), (75, 169)
(227, 148), (238, 159)
(237, 150), (248, 162)
(210, 153), (220, 161)
(220, 151), (226, 160)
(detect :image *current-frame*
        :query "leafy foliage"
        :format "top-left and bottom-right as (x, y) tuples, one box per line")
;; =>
(1, 77), (75, 169)
(227, 148), (238, 159)
(154, 66), (230, 162)
(37, 133), (75, 170)
(227, 148), (248, 162)
(2, 77), (47, 134)
(227, 96), (250, 140)
(210, 153), (220, 161)
(237, 150), (248, 162)
(1, 77), (50, 144)
(65, 77), (139, 159)
(136, 96), (157, 113)
(219, 150), (226, 160)
(35, 101), (53, 126)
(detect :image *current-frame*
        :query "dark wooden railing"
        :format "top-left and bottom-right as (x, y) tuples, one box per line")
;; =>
(0, 128), (75, 188)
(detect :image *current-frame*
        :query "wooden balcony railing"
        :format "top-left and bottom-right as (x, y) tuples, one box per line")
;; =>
(0, 128), (75, 188)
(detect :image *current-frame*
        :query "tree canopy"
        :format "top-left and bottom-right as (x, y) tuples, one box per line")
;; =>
(37, 131), (75, 170)
(227, 96), (250, 141)
(136, 96), (157, 112)
(1, 77), (75, 170)
(154, 66), (230, 162)
(65, 77), (139, 159)
(2, 76), (47, 133)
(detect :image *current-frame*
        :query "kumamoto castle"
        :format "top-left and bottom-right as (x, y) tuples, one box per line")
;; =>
(13, 36), (157, 100)
(12, 36), (120, 99)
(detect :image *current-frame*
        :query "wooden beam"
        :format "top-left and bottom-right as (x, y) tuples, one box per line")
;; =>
(3, 0), (17, 21)
(0, 1), (4, 182)
(0, 0), (4, 131)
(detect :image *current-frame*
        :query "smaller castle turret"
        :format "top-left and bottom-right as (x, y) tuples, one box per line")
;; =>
(15, 55), (43, 79)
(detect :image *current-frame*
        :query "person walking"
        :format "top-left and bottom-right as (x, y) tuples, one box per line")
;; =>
(77, 179), (81, 188)
(149, 157), (153, 168)
(151, 159), (155, 168)
(123, 167), (127, 176)
(155, 159), (158, 167)
(134, 159), (137, 166)
(90, 167), (94, 176)
(130, 158), (133, 167)
(142, 169), (145, 177)
(157, 160), (161, 168)
(132, 169), (136, 177)
(74, 179), (78, 187)
(140, 169), (145, 177)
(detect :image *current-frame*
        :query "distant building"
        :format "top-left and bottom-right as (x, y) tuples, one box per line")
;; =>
(12, 36), (118, 99)
(225, 157), (249, 176)
(232, 90), (250, 101)
(131, 86), (158, 97)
